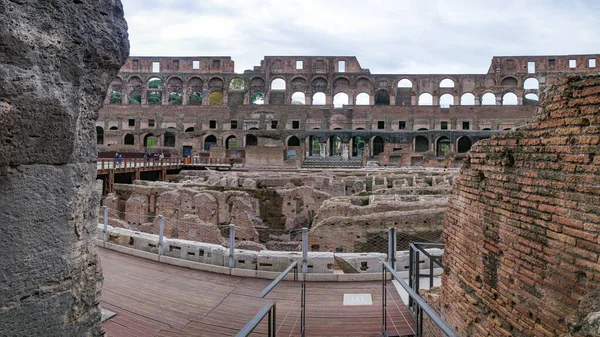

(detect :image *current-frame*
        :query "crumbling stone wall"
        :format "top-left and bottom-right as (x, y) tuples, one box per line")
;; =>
(0, 1), (128, 335)
(438, 75), (600, 336)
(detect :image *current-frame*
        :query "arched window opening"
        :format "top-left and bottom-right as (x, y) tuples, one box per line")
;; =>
(502, 92), (518, 105)
(147, 77), (163, 105)
(439, 94), (454, 108)
(245, 134), (258, 147)
(148, 77), (163, 89)
(188, 77), (204, 105)
(185, 127), (194, 133)
(312, 92), (326, 105)
(164, 132), (176, 147)
(226, 135), (238, 149)
(329, 136), (342, 156)
(524, 93), (539, 105)
(209, 91), (224, 105)
(481, 93), (496, 105)
(333, 93), (349, 108)
(229, 78), (245, 90)
(287, 136), (300, 147)
(439, 78), (455, 88)
(96, 126), (104, 145)
(309, 136), (321, 156)
(372, 136), (384, 156)
(397, 79), (412, 88)
(356, 92), (370, 105)
(414, 136), (429, 152)
(251, 92), (265, 105)
(109, 126), (118, 130)
(352, 136), (365, 157)
(501, 77), (518, 87)
(124, 134), (135, 145)
(436, 137), (451, 157)
(271, 78), (286, 90)
(524, 78), (539, 90)
(109, 91), (122, 104)
(291, 92), (305, 105)
(144, 134), (156, 147)
(204, 135), (217, 151)
(374, 90), (390, 105)
(457, 136), (472, 153)
(418, 93), (433, 106)
(417, 128), (428, 131)
(460, 93), (475, 105)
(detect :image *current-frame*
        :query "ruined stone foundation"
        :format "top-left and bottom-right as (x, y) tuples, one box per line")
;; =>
(0, 1), (128, 335)
(438, 75), (600, 336)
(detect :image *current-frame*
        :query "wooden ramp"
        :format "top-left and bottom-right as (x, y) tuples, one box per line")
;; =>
(99, 248), (415, 336)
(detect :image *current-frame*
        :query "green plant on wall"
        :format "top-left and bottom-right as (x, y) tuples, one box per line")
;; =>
(128, 92), (141, 105)
(188, 92), (202, 105)
(109, 91), (122, 104)
(209, 91), (224, 105)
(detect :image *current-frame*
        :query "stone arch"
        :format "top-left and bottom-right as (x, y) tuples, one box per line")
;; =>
(523, 77), (539, 90)
(208, 77), (224, 93)
(333, 92), (349, 108)
(124, 133), (135, 145)
(166, 76), (183, 105)
(439, 93), (454, 108)
(355, 77), (372, 93)
(290, 76), (307, 92)
(502, 92), (518, 105)
(439, 78), (455, 88)
(147, 76), (163, 105)
(414, 136), (429, 152)
(271, 78), (286, 90)
(460, 93), (475, 105)
(418, 92), (433, 106)
(184, 127), (194, 133)
(397, 78), (413, 88)
(371, 136), (384, 156)
(481, 92), (496, 105)
(143, 133), (156, 147)
(417, 128), (428, 131)
(204, 134), (217, 151)
(356, 92), (370, 105)
(245, 134), (258, 147)
(396, 78), (412, 105)
(352, 135), (365, 157)
(524, 93), (539, 104)
(312, 92), (326, 105)
(109, 77), (123, 104)
(127, 76), (143, 105)
(501, 76), (518, 87)
(188, 77), (204, 105)
(109, 126), (118, 130)
(225, 135), (238, 149)
(164, 130), (176, 147)
(249, 77), (266, 93)
(374, 89), (390, 105)
(291, 92), (305, 105)
(311, 77), (328, 94)
(287, 136), (300, 147)
(229, 77), (245, 90)
(436, 136), (451, 157)
(96, 126), (104, 145)
(333, 77), (350, 94)
(456, 136), (472, 153)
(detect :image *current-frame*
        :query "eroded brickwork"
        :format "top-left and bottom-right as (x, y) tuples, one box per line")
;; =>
(439, 75), (600, 336)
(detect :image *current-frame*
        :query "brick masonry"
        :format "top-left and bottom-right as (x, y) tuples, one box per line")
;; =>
(438, 75), (600, 336)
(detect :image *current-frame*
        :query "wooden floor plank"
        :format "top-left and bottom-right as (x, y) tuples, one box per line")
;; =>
(99, 247), (415, 336)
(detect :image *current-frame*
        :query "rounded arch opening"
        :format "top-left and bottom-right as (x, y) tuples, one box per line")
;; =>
(397, 79), (412, 88)
(460, 93), (475, 105)
(439, 94), (454, 108)
(481, 93), (496, 105)
(374, 90), (390, 105)
(204, 135), (217, 151)
(418, 93), (433, 106)
(312, 92), (326, 105)
(414, 136), (429, 153)
(333, 92), (349, 108)
(501, 77), (518, 87)
(457, 136), (472, 153)
(229, 78), (245, 90)
(287, 136), (300, 147)
(524, 93), (539, 105)
(226, 135), (238, 149)
(372, 136), (384, 156)
(96, 126), (104, 145)
(143, 133), (156, 147)
(356, 92), (370, 105)
(439, 78), (455, 88)
(184, 127), (194, 133)
(271, 78), (286, 90)
(291, 92), (305, 105)
(245, 134), (258, 147)
(502, 92), (518, 105)
(124, 133), (135, 145)
(523, 78), (539, 90)
(436, 137), (451, 157)
(164, 131), (176, 147)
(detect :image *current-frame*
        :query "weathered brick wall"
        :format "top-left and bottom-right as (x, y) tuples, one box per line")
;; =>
(438, 75), (600, 336)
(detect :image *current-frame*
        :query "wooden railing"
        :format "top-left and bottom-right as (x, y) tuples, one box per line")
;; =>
(96, 157), (181, 170)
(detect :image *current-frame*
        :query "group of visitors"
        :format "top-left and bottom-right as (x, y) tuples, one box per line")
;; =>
(143, 152), (164, 164)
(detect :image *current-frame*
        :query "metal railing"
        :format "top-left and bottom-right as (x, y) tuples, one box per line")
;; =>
(409, 242), (445, 313)
(97, 157), (181, 170)
(236, 302), (277, 337)
(382, 261), (458, 337)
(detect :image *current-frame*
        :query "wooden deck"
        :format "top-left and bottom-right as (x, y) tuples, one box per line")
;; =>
(99, 248), (415, 336)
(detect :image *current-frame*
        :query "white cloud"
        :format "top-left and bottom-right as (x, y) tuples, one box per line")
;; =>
(121, 0), (600, 74)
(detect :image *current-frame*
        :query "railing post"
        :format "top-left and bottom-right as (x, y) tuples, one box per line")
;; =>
(229, 224), (235, 268)
(301, 281), (306, 337)
(158, 215), (164, 256)
(103, 206), (108, 242)
(387, 227), (396, 271)
(301, 227), (308, 274)
(382, 262), (387, 335)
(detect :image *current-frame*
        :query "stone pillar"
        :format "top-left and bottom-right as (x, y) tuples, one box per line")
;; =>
(0, 1), (128, 335)
(495, 93), (502, 105)
(342, 142), (350, 159)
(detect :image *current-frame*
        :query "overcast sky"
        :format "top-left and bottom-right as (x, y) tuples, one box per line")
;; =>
(121, 0), (600, 74)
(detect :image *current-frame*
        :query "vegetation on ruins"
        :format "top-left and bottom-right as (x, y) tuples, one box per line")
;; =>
(109, 91), (122, 104)
(208, 91), (224, 105)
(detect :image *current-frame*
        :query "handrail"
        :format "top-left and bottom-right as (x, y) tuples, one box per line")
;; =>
(261, 261), (298, 298)
(410, 242), (445, 268)
(236, 302), (276, 337)
(382, 261), (458, 337)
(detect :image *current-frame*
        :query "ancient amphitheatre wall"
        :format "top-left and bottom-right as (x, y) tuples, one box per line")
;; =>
(438, 75), (600, 336)
(0, 1), (128, 335)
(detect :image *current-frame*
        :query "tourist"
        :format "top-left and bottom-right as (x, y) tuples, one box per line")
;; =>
(114, 152), (118, 168)
(117, 154), (123, 167)
(143, 152), (149, 165)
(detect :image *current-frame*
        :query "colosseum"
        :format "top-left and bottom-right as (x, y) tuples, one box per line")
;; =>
(97, 54), (600, 168)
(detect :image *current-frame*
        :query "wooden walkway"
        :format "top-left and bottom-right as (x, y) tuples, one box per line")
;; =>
(99, 248), (415, 336)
